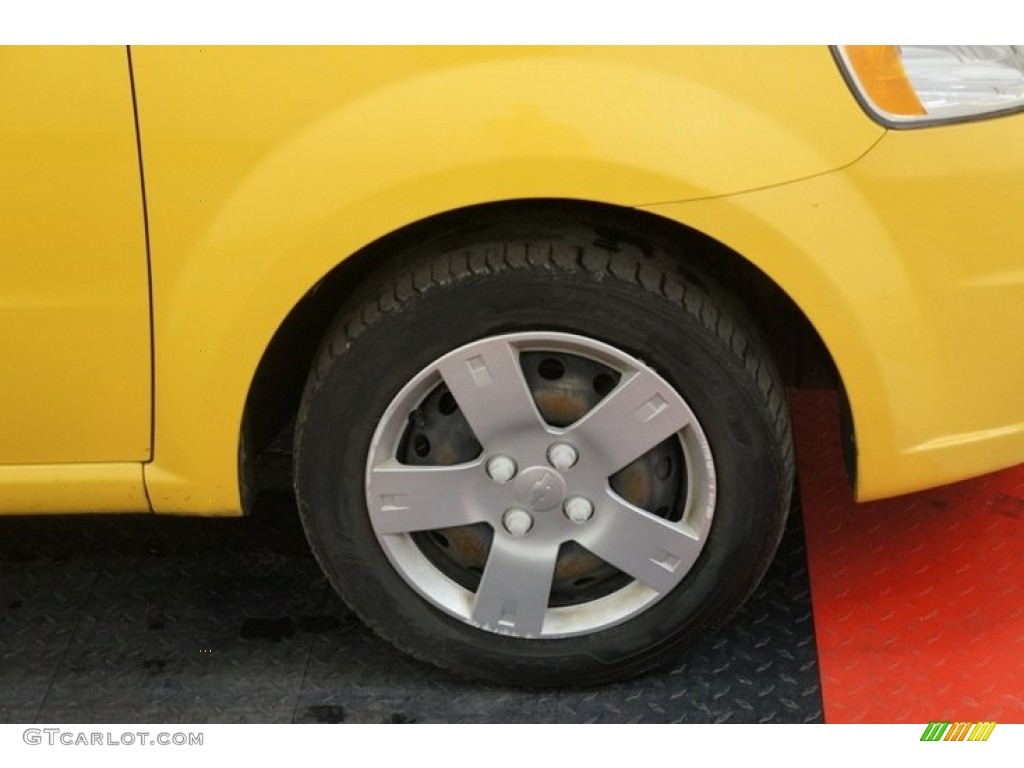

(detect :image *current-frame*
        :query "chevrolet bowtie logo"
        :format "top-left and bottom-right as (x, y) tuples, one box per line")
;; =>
(527, 472), (558, 508)
(514, 466), (566, 511)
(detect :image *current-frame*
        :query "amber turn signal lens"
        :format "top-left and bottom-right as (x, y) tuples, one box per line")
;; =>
(841, 45), (926, 117)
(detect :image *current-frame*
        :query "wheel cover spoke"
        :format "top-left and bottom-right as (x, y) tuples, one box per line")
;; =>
(436, 337), (547, 447)
(567, 368), (693, 475)
(578, 494), (703, 593)
(368, 459), (487, 534)
(471, 537), (559, 636)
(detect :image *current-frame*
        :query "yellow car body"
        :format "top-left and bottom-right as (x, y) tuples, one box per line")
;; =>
(1, 44), (1021, 516)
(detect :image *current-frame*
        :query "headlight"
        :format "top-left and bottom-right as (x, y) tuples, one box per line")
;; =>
(836, 45), (1024, 127)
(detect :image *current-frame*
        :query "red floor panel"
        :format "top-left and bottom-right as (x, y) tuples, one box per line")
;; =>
(793, 390), (1024, 724)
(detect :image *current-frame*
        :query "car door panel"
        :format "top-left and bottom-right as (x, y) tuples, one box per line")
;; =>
(0, 46), (151, 466)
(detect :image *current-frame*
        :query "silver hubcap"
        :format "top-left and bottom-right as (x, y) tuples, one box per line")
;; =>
(365, 332), (716, 638)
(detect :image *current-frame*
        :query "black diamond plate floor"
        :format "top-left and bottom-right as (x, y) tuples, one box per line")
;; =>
(0, 477), (823, 724)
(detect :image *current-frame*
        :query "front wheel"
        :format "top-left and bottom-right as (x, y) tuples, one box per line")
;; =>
(294, 226), (793, 685)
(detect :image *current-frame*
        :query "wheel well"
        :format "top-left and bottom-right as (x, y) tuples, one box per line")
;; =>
(242, 199), (850, 501)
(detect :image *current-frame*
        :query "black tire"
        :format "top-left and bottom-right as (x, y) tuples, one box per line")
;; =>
(294, 223), (793, 686)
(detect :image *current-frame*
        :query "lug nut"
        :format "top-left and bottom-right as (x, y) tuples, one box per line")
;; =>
(563, 496), (594, 524)
(486, 455), (517, 483)
(547, 443), (578, 471)
(502, 508), (534, 536)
